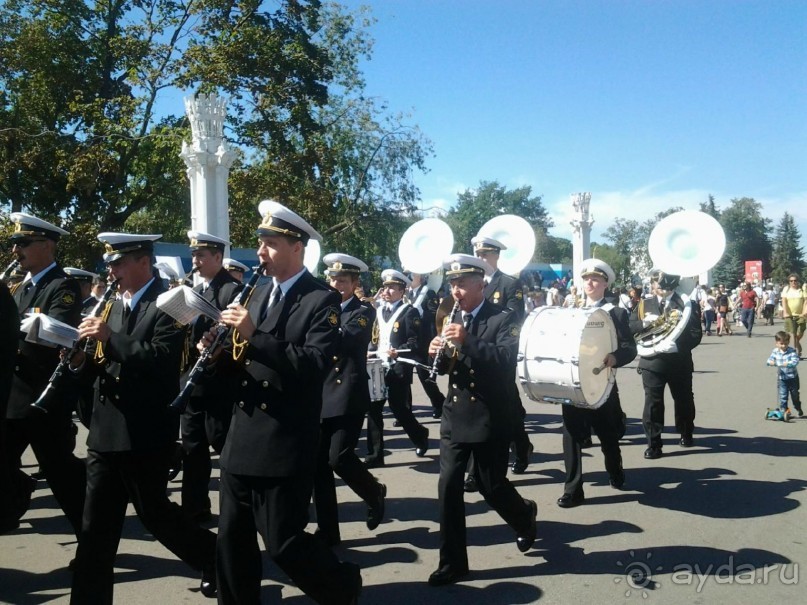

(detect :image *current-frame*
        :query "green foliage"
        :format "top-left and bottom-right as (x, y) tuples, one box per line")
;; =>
(444, 180), (552, 255)
(590, 242), (632, 286)
(603, 208), (683, 277)
(534, 231), (572, 264)
(0, 0), (432, 269)
(769, 213), (804, 285)
(713, 197), (772, 284)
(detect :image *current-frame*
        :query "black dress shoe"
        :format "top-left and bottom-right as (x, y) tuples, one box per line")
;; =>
(189, 509), (213, 524)
(343, 562), (362, 604)
(680, 435), (694, 447)
(609, 470), (625, 489)
(432, 408), (442, 419)
(200, 565), (217, 598)
(463, 475), (478, 493)
(581, 437), (594, 449)
(367, 482), (386, 530)
(511, 442), (534, 475)
(364, 457), (385, 469)
(516, 499), (538, 553)
(414, 428), (429, 457)
(644, 446), (662, 460)
(557, 492), (585, 508)
(428, 566), (469, 586)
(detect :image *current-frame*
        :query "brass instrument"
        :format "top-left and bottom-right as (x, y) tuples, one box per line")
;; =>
(398, 218), (454, 295)
(476, 214), (536, 276)
(635, 211), (726, 356)
(427, 299), (460, 382)
(171, 266), (265, 412)
(31, 279), (119, 413)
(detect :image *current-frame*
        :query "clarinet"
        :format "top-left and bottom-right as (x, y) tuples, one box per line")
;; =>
(0, 259), (20, 283)
(427, 300), (461, 382)
(31, 279), (120, 413)
(169, 265), (265, 413)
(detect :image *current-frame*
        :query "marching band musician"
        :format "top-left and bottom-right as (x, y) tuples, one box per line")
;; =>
(223, 257), (248, 283)
(471, 234), (533, 477)
(427, 254), (537, 586)
(629, 269), (703, 459)
(179, 231), (242, 523)
(68, 232), (217, 603)
(407, 272), (445, 418)
(366, 269), (430, 467)
(64, 267), (102, 315)
(557, 259), (635, 508)
(210, 201), (361, 605)
(313, 253), (386, 546)
(4, 213), (85, 539)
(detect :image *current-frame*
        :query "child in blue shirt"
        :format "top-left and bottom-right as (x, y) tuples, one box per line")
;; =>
(767, 331), (802, 416)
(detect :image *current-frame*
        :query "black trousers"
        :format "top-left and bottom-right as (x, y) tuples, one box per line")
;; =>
(561, 384), (624, 497)
(640, 365), (696, 447)
(438, 436), (533, 572)
(217, 470), (356, 605)
(6, 413), (86, 536)
(366, 375), (425, 462)
(314, 413), (379, 539)
(180, 397), (231, 515)
(71, 447), (216, 605)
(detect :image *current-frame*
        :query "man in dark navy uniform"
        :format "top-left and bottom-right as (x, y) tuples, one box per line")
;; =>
(4, 213), (84, 539)
(313, 253), (385, 546)
(366, 269), (429, 467)
(69, 232), (217, 603)
(557, 259), (636, 508)
(427, 254), (537, 586)
(213, 201), (361, 605)
(630, 269), (702, 459)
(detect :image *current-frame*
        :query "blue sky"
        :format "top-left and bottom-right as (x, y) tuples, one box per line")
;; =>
(337, 0), (807, 245)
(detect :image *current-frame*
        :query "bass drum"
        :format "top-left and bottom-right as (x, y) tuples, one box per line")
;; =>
(367, 358), (388, 402)
(518, 306), (617, 409)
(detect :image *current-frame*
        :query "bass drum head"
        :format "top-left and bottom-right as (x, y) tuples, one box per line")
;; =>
(577, 308), (617, 407)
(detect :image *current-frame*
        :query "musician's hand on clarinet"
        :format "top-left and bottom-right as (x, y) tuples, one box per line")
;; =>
(78, 316), (111, 344)
(220, 303), (255, 340)
(428, 336), (444, 357)
(61, 347), (85, 370)
(196, 327), (223, 360)
(441, 323), (467, 347)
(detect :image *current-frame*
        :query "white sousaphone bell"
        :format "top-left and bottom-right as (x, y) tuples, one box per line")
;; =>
(638, 210), (726, 357)
(476, 214), (536, 276)
(398, 218), (454, 291)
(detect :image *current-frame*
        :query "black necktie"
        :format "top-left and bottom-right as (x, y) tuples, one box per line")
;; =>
(122, 303), (131, 322)
(659, 298), (666, 314)
(383, 305), (392, 321)
(262, 287), (281, 322)
(464, 313), (473, 331)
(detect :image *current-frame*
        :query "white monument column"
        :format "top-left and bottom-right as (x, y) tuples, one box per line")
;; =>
(180, 93), (236, 253)
(569, 192), (593, 283)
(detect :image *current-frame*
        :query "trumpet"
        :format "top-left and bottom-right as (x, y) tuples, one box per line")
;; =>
(0, 259), (20, 283)
(427, 300), (460, 382)
(31, 279), (119, 413)
(169, 265), (264, 413)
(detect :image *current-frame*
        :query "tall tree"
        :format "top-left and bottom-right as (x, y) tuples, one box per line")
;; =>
(769, 213), (804, 284)
(712, 197), (772, 284)
(0, 0), (432, 267)
(699, 194), (721, 220)
(534, 231), (572, 264)
(444, 180), (552, 255)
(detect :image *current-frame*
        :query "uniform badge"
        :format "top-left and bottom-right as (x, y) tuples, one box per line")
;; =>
(515, 290), (523, 300)
(357, 316), (368, 328)
(174, 319), (185, 329)
(509, 325), (520, 337)
(414, 318), (421, 328)
(393, 321), (400, 332)
(328, 309), (339, 326)
(62, 292), (75, 305)
(493, 291), (500, 301)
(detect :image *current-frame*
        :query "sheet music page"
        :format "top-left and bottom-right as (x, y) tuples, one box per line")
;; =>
(20, 313), (79, 348)
(156, 286), (221, 325)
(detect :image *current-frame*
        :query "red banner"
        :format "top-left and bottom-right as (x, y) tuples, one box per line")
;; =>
(744, 260), (763, 284)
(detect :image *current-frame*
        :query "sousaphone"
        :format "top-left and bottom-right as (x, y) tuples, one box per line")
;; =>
(398, 218), (454, 292)
(637, 210), (726, 356)
(476, 214), (536, 276)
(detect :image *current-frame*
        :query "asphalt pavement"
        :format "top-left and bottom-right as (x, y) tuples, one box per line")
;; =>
(1, 317), (805, 604)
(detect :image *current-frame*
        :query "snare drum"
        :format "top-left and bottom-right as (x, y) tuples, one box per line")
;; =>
(517, 306), (617, 409)
(367, 358), (388, 401)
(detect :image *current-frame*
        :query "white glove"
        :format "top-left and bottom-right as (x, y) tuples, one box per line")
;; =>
(655, 340), (678, 354)
(642, 313), (659, 327)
